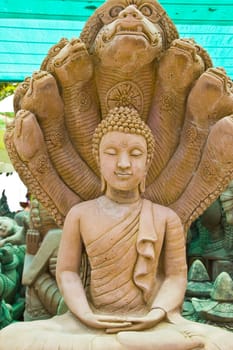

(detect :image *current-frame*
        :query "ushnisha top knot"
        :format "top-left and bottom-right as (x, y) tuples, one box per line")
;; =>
(92, 106), (155, 165)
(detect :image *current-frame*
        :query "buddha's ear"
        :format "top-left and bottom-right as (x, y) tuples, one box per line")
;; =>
(139, 163), (150, 194)
(95, 155), (100, 169)
(100, 174), (107, 193)
(139, 177), (146, 193)
(146, 158), (151, 172)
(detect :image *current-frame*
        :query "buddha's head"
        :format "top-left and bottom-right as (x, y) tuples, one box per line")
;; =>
(0, 216), (17, 239)
(93, 106), (155, 194)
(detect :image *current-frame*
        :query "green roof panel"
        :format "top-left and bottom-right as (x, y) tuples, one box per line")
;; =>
(0, 0), (233, 81)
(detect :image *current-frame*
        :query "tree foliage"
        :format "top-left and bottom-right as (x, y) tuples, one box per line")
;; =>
(0, 83), (18, 101)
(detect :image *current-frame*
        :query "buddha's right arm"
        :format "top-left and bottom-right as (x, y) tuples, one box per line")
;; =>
(58, 270), (93, 318)
(56, 205), (93, 319)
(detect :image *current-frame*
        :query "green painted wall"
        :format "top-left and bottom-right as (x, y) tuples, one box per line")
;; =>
(0, 0), (233, 81)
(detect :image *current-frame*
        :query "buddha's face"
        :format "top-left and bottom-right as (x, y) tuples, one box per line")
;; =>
(0, 217), (13, 238)
(99, 131), (148, 192)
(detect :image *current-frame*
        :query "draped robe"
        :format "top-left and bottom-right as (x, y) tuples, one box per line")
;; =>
(1, 199), (233, 350)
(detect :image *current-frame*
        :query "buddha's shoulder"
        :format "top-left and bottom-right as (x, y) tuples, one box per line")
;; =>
(144, 199), (180, 220)
(67, 198), (99, 216)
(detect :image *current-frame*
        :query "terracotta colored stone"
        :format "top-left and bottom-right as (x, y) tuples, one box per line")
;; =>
(1, 0), (233, 349)
(4, 0), (233, 231)
(1, 107), (233, 349)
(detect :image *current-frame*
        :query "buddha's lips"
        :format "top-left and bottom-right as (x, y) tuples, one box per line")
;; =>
(115, 172), (133, 177)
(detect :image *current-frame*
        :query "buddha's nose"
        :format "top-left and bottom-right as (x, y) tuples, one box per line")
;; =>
(119, 5), (143, 20)
(117, 153), (131, 169)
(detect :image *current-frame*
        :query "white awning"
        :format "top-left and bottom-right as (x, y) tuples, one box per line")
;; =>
(0, 95), (14, 113)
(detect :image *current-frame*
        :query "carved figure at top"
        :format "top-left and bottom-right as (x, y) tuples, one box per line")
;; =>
(4, 0), (233, 231)
(1, 108), (233, 349)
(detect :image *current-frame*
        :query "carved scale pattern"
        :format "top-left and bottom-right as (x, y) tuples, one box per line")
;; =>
(5, 0), (233, 232)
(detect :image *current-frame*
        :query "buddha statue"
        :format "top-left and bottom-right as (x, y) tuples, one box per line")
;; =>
(3, 2), (233, 318)
(0, 243), (26, 323)
(0, 216), (25, 247)
(5, 0), (233, 232)
(1, 107), (233, 350)
(22, 199), (66, 321)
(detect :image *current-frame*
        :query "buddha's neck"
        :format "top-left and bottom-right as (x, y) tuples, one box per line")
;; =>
(105, 187), (140, 204)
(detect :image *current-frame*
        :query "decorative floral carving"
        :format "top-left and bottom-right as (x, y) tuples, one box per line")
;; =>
(200, 160), (218, 183)
(77, 91), (92, 112)
(158, 94), (174, 112)
(46, 130), (63, 148)
(106, 81), (143, 114)
(185, 124), (198, 146)
(34, 155), (50, 174)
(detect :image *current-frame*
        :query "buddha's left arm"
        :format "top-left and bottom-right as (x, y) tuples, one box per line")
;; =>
(151, 210), (187, 317)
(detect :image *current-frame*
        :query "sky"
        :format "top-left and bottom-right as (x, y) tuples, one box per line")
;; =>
(0, 95), (14, 112)
(0, 95), (26, 213)
(0, 172), (27, 212)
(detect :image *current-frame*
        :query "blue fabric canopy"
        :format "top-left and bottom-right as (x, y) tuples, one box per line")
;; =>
(0, 0), (233, 81)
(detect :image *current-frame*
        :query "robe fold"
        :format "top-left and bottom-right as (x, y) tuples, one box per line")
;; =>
(0, 199), (233, 350)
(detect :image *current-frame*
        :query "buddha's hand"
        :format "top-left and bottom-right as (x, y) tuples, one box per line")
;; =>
(105, 308), (166, 334)
(49, 256), (57, 276)
(26, 229), (41, 255)
(79, 311), (132, 330)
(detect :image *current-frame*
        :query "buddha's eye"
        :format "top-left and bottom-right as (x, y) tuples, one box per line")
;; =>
(110, 6), (124, 17)
(130, 149), (143, 157)
(140, 5), (152, 17)
(104, 148), (117, 155)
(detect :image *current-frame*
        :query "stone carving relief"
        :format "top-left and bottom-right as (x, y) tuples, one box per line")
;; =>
(1, 107), (233, 349)
(21, 199), (67, 320)
(1, 0), (233, 348)
(3, 0), (233, 232)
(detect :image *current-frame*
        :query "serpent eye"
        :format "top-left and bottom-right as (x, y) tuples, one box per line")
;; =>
(110, 6), (124, 17)
(140, 5), (152, 17)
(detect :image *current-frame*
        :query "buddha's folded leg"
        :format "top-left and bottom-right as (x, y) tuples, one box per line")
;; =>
(0, 311), (132, 350)
(91, 335), (126, 350)
(0, 313), (102, 350)
(116, 324), (206, 350)
(2, 313), (232, 350)
(0, 325), (102, 350)
(177, 321), (233, 350)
